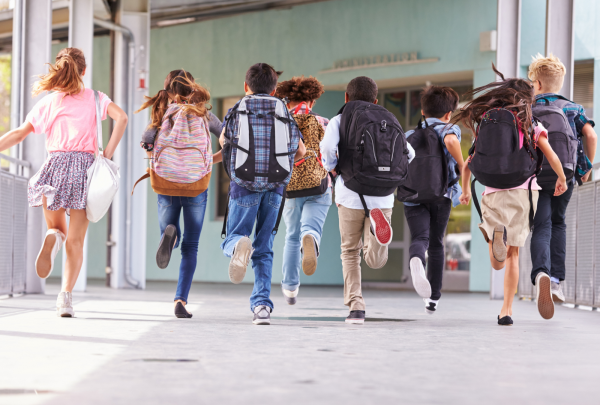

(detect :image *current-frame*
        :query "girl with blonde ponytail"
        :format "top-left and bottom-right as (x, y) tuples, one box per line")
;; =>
(136, 70), (221, 318)
(0, 47), (128, 317)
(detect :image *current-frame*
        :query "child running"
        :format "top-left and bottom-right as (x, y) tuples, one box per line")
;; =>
(218, 63), (305, 325)
(0, 48), (127, 317)
(401, 86), (465, 314)
(136, 70), (217, 318)
(456, 66), (567, 325)
(274, 76), (332, 305)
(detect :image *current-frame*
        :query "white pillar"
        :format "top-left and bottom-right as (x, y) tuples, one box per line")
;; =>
(109, 1), (149, 289)
(490, 0), (522, 299)
(545, 0), (575, 100)
(19, 0), (53, 294)
(65, 0), (95, 292)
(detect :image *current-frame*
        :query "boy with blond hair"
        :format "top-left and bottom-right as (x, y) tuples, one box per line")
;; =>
(528, 53), (597, 319)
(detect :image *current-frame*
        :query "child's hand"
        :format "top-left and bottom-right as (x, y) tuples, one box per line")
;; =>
(582, 171), (592, 182)
(554, 177), (568, 196)
(459, 191), (471, 205)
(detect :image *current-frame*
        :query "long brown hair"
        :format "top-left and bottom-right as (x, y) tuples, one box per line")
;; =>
(136, 70), (211, 129)
(452, 64), (535, 142)
(32, 47), (86, 97)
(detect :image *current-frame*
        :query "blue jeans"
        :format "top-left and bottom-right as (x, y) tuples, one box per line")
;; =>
(220, 191), (282, 312)
(281, 188), (332, 290)
(158, 191), (208, 303)
(530, 182), (574, 284)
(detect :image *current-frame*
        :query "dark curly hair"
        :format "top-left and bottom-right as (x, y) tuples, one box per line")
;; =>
(275, 76), (325, 102)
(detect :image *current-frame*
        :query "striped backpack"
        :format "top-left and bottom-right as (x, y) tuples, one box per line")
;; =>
(221, 94), (302, 192)
(133, 104), (213, 197)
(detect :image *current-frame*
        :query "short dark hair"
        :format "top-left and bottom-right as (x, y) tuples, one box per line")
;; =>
(420, 86), (459, 118)
(245, 63), (282, 94)
(346, 76), (378, 103)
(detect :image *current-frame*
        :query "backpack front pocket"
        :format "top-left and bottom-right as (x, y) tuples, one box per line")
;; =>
(155, 147), (207, 184)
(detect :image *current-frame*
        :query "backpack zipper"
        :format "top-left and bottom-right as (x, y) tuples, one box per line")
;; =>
(390, 130), (400, 165)
(366, 129), (378, 165)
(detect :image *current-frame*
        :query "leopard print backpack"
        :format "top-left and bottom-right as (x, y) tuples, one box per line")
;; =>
(286, 113), (328, 196)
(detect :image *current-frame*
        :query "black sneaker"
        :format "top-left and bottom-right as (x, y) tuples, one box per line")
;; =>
(252, 305), (271, 325)
(174, 301), (192, 319)
(157, 224), (177, 269)
(345, 310), (365, 324)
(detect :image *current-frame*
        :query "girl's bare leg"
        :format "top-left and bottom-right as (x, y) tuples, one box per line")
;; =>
(488, 244), (520, 317)
(62, 209), (89, 292)
(42, 198), (68, 237)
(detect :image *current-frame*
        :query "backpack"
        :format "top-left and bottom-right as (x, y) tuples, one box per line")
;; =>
(132, 104), (212, 197)
(468, 108), (543, 228)
(397, 119), (458, 204)
(337, 100), (410, 216)
(532, 97), (578, 190)
(285, 108), (328, 199)
(222, 94), (302, 192)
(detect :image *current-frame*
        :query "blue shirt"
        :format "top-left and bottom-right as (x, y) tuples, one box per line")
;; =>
(404, 117), (462, 207)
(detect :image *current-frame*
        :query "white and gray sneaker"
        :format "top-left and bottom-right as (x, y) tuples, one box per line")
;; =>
(410, 257), (432, 298)
(424, 298), (438, 315)
(252, 305), (271, 325)
(229, 236), (253, 284)
(56, 292), (74, 318)
(282, 286), (299, 305)
(551, 281), (565, 302)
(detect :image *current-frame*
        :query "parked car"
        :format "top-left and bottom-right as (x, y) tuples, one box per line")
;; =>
(445, 233), (471, 271)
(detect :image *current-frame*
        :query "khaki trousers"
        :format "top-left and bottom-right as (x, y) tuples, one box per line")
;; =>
(338, 206), (392, 311)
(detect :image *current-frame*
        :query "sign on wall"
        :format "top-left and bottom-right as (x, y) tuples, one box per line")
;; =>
(320, 52), (439, 73)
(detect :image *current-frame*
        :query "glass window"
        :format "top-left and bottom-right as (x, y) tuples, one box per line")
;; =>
(384, 92), (407, 127)
(408, 90), (422, 128)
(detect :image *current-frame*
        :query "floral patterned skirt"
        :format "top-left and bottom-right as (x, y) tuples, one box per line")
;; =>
(28, 151), (95, 212)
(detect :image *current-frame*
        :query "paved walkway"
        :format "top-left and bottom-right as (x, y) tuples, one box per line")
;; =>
(1, 280), (599, 405)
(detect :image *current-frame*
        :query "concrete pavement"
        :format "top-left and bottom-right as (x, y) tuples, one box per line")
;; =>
(0, 280), (599, 405)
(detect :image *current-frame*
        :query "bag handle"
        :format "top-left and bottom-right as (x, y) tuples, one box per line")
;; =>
(93, 90), (103, 153)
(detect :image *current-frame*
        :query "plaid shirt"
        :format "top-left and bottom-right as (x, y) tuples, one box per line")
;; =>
(290, 102), (329, 130)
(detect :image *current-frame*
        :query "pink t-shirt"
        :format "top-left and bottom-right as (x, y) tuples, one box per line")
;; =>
(26, 88), (112, 154)
(483, 123), (548, 195)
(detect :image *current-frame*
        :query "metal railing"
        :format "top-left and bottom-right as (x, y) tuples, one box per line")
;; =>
(519, 163), (600, 308)
(0, 154), (30, 296)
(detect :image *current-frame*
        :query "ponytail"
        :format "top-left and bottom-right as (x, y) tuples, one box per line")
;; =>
(136, 69), (211, 129)
(32, 47), (86, 97)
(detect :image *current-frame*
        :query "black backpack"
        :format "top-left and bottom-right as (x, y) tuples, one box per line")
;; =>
(397, 119), (459, 204)
(468, 108), (543, 228)
(532, 97), (578, 190)
(337, 100), (410, 216)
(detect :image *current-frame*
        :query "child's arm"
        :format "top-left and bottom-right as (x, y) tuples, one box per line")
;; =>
(444, 133), (465, 169)
(581, 122), (597, 182)
(0, 122), (34, 152)
(212, 149), (222, 164)
(294, 139), (306, 161)
(537, 136), (567, 196)
(459, 164), (471, 205)
(104, 103), (128, 160)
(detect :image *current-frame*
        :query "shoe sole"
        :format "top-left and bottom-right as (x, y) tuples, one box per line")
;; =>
(253, 319), (271, 325)
(36, 233), (56, 279)
(301, 234), (317, 276)
(410, 258), (432, 298)
(537, 274), (554, 320)
(370, 208), (392, 246)
(285, 297), (297, 305)
(157, 225), (177, 269)
(57, 309), (74, 318)
(229, 237), (252, 284)
(175, 313), (193, 319)
(492, 224), (507, 263)
(425, 308), (435, 315)
(345, 318), (365, 324)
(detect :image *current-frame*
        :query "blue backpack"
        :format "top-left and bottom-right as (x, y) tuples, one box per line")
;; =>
(222, 94), (302, 192)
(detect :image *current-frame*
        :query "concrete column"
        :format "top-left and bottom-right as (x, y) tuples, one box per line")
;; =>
(18, 0), (53, 294)
(64, 0), (95, 292)
(496, 0), (521, 79)
(109, 0), (149, 289)
(545, 0), (575, 99)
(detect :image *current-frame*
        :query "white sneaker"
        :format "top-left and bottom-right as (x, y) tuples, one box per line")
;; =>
(56, 292), (74, 318)
(551, 281), (565, 302)
(229, 237), (253, 284)
(252, 305), (271, 325)
(410, 257), (432, 298)
(424, 298), (438, 315)
(282, 286), (299, 305)
(36, 229), (64, 279)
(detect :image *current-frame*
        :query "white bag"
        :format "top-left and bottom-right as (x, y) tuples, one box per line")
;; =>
(86, 90), (120, 223)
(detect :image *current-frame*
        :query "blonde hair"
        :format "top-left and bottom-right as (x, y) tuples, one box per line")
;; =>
(527, 53), (566, 93)
(32, 47), (86, 97)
